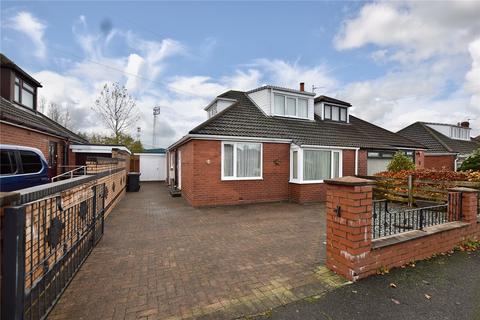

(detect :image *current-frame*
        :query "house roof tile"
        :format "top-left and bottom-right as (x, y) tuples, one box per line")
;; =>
(189, 91), (423, 150)
(1, 97), (88, 144)
(397, 122), (480, 155)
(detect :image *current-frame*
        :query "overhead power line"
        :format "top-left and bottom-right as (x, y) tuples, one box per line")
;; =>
(49, 46), (208, 98)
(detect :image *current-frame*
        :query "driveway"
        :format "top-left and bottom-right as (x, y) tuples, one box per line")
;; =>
(48, 182), (344, 320)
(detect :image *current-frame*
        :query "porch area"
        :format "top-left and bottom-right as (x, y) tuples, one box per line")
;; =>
(48, 182), (343, 320)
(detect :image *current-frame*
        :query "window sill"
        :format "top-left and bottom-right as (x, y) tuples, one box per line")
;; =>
(289, 180), (326, 184)
(221, 177), (263, 181)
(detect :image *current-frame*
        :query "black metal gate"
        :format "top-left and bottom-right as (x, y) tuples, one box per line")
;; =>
(2, 183), (106, 320)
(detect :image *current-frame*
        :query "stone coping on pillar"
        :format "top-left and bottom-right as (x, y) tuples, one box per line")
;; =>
(324, 176), (376, 186)
(448, 187), (480, 193)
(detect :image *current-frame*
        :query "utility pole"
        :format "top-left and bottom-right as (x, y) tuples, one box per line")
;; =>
(152, 106), (161, 148)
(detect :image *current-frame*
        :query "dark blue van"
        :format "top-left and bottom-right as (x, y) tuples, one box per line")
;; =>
(0, 145), (49, 192)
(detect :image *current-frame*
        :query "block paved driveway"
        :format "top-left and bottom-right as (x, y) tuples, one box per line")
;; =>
(48, 182), (345, 320)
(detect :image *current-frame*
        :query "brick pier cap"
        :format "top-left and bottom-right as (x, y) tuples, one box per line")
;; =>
(324, 176), (376, 186)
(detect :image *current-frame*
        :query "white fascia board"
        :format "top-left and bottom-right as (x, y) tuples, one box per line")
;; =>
(167, 134), (292, 150)
(203, 97), (237, 110)
(70, 144), (132, 154)
(301, 144), (360, 150)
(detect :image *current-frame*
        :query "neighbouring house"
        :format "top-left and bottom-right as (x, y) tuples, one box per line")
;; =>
(0, 53), (88, 178)
(167, 84), (425, 207)
(398, 121), (480, 171)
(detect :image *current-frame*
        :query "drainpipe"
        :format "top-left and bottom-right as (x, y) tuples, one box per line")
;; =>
(454, 157), (458, 172)
(355, 148), (359, 175)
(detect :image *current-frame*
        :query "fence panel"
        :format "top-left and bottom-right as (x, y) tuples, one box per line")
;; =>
(2, 183), (106, 320)
(372, 195), (461, 239)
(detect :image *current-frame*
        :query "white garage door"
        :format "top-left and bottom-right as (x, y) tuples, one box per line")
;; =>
(367, 158), (390, 176)
(139, 154), (166, 181)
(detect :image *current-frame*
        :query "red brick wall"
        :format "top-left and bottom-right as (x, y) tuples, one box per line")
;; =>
(172, 141), (379, 206)
(289, 183), (327, 203)
(325, 179), (480, 281)
(178, 141), (194, 204)
(177, 140), (291, 206)
(342, 150), (356, 176)
(0, 123), (76, 176)
(424, 154), (455, 171)
(357, 150), (368, 176)
(415, 150), (425, 169)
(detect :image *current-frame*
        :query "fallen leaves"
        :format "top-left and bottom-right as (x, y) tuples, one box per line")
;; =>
(389, 283), (397, 288)
(424, 294), (432, 300)
(391, 298), (401, 305)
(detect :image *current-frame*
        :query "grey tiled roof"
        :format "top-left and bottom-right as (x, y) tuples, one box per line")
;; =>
(314, 95), (351, 107)
(1, 97), (88, 144)
(398, 122), (480, 155)
(190, 91), (423, 150)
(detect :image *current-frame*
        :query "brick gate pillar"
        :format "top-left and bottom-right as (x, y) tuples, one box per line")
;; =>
(448, 187), (479, 225)
(324, 176), (375, 281)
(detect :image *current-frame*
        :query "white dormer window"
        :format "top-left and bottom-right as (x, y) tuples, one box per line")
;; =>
(450, 127), (469, 140)
(207, 104), (217, 118)
(324, 104), (347, 122)
(273, 94), (308, 118)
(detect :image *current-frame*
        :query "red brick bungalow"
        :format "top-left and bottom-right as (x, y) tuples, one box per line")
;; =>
(398, 121), (480, 171)
(0, 54), (88, 177)
(167, 84), (425, 207)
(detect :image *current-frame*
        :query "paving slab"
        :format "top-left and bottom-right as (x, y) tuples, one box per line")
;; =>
(49, 182), (344, 320)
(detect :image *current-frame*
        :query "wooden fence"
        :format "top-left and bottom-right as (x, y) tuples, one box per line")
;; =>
(362, 175), (480, 205)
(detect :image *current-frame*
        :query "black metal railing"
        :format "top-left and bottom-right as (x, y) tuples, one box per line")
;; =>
(2, 183), (105, 320)
(372, 194), (460, 239)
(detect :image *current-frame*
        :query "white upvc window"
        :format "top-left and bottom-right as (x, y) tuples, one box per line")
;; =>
(290, 146), (342, 183)
(273, 93), (308, 119)
(324, 104), (348, 122)
(221, 142), (263, 180)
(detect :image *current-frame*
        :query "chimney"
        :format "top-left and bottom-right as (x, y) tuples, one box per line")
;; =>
(299, 82), (305, 92)
(460, 121), (470, 128)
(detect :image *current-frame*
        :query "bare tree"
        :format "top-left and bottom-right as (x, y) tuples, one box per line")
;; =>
(38, 96), (47, 113)
(63, 104), (72, 130)
(47, 102), (64, 123)
(93, 82), (140, 143)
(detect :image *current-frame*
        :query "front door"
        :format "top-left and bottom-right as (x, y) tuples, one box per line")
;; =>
(48, 141), (58, 178)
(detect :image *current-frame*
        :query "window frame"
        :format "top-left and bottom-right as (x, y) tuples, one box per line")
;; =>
(221, 141), (263, 181)
(273, 93), (309, 119)
(290, 146), (343, 184)
(323, 103), (348, 123)
(13, 74), (36, 109)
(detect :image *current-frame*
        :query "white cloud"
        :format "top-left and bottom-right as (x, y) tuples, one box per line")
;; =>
(252, 59), (337, 92)
(466, 38), (480, 111)
(335, 1), (480, 62)
(9, 11), (47, 59)
(333, 1), (480, 136)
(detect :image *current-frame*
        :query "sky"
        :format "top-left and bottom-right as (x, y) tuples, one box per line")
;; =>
(1, 1), (479, 149)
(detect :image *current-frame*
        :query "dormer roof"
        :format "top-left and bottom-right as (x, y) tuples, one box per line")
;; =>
(0, 53), (42, 87)
(247, 85), (315, 96)
(314, 95), (352, 107)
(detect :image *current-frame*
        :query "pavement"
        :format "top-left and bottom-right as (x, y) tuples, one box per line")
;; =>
(252, 249), (480, 320)
(48, 182), (346, 320)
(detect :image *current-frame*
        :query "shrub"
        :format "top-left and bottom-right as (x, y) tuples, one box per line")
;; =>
(459, 148), (480, 171)
(387, 151), (415, 172)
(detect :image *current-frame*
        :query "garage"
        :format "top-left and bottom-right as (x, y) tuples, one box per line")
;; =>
(136, 150), (166, 181)
(367, 150), (414, 175)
